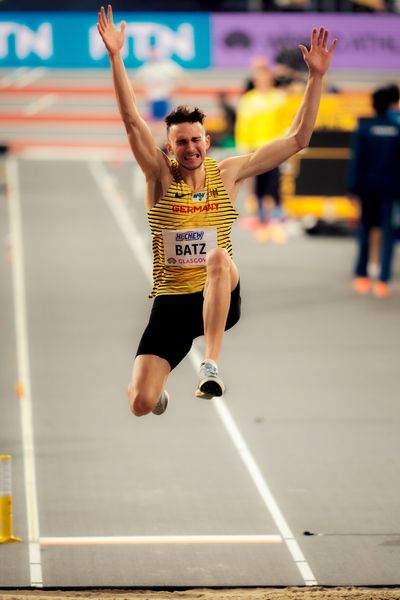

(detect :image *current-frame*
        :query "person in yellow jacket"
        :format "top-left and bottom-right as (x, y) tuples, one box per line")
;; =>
(97, 4), (337, 416)
(236, 61), (290, 224)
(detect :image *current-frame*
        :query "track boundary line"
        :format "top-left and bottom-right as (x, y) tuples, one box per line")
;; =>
(89, 158), (317, 586)
(40, 535), (282, 546)
(6, 155), (43, 588)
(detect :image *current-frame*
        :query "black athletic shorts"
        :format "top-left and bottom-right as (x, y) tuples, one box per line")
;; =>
(136, 282), (241, 371)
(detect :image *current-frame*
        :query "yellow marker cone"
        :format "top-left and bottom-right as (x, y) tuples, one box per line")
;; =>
(0, 455), (21, 543)
(15, 381), (25, 399)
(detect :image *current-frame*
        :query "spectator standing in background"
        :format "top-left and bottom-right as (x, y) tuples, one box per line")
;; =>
(136, 46), (186, 121)
(215, 92), (237, 149)
(235, 59), (289, 238)
(348, 85), (400, 298)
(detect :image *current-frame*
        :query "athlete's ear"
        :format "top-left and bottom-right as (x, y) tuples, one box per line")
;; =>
(205, 133), (211, 150)
(165, 142), (173, 155)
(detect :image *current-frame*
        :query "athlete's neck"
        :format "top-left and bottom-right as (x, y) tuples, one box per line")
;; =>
(178, 163), (206, 193)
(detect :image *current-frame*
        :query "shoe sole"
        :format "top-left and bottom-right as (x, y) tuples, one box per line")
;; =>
(195, 377), (225, 400)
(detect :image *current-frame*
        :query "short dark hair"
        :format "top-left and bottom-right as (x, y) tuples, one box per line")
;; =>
(164, 105), (206, 131)
(372, 87), (392, 115)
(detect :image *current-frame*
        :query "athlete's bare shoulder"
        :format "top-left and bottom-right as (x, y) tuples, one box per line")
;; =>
(217, 154), (249, 204)
(145, 148), (174, 210)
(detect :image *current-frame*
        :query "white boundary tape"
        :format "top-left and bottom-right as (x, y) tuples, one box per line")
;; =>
(6, 155), (43, 587)
(40, 534), (282, 546)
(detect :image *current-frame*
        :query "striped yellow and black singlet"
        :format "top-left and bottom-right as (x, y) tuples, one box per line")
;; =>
(148, 157), (239, 297)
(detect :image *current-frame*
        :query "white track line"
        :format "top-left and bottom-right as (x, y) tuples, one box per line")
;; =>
(6, 156), (43, 588)
(18, 148), (131, 162)
(0, 67), (30, 87)
(24, 93), (58, 116)
(40, 534), (282, 546)
(15, 67), (47, 88)
(89, 159), (317, 586)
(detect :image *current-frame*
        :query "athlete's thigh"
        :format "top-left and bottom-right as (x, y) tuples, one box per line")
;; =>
(130, 354), (170, 397)
(136, 293), (200, 371)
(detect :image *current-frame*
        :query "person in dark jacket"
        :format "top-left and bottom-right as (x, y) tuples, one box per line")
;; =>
(347, 85), (400, 298)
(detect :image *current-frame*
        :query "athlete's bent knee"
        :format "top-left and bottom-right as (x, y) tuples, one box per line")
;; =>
(206, 248), (230, 276)
(127, 386), (155, 417)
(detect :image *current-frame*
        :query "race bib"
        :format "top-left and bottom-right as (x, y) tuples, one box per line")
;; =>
(162, 227), (217, 267)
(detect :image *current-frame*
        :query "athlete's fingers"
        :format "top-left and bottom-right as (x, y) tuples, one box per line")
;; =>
(310, 27), (318, 48)
(99, 6), (107, 28)
(328, 37), (338, 54)
(108, 4), (114, 25)
(298, 44), (309, 61)
(120, 20), (126, 35)
(317, 26), (325, 46)
(322, 29), (329, 49)
(97, 12), (105, 32)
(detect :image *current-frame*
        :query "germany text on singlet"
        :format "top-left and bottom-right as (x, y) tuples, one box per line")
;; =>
(147, 157), (239, 297)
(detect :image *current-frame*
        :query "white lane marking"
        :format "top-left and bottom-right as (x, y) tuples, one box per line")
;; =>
(18, 148), (132, 162)
(88, 161), (152, 277)
(90, 159), (317, 586)
(0, 67), (30, 87)
(24, 93), (58, 116)
(188, 346), (316, 585)
(15, 67), (47, 88)
(5, 156), (43, 588)
(40, 534), (282, 546)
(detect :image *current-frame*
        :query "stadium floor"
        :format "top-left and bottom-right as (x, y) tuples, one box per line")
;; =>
(1, 65), (400, 590)
(1, 151), (400, 589)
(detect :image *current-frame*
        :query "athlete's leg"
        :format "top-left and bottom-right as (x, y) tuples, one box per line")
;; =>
(203, 248), (239, 362)
(127, 354), (170, 417)
(196, 251), (239, 399)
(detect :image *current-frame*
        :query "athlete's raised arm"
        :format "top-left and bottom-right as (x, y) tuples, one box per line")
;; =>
(219, 27), (337, 194)
(97, 5), (163, 179)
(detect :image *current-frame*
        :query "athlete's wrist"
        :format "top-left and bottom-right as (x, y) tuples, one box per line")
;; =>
(108, 49), (122, 62)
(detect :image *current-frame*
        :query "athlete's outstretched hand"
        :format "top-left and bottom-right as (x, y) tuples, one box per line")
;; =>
(299, 27), (337, 77)
(97, 4), (125, 56)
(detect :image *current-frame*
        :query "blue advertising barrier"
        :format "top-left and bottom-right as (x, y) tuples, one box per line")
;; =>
(0, 12), (211, 68)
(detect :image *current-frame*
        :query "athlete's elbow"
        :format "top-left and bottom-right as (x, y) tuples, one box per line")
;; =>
(294, 130), (311, 151)
(123, 115), (140, 136)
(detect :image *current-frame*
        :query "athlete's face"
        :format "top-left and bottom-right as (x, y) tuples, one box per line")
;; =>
(166, 122), (210, 171)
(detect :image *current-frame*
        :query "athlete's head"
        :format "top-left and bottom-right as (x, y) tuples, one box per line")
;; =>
(165, 105), (206, 130)
(164, 105), (210, 171)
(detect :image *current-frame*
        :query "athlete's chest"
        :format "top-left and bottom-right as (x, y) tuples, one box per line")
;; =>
(155, 183), (222, 226)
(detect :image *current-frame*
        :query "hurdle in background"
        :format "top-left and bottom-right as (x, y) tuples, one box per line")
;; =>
(0, 455), (21, 543)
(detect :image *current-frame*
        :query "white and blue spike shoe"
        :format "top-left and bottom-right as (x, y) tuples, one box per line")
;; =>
(195, 360), (225, 400)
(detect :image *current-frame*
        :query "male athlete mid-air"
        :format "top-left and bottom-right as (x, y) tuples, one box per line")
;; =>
(97, 5), (337, 416)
